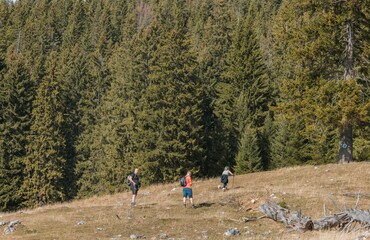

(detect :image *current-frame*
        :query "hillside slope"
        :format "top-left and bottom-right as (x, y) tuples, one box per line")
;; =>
(1, 162), (370, 240)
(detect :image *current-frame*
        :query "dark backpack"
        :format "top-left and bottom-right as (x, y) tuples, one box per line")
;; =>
(221, 174), (228, 183)
(180, 176), (187, 187)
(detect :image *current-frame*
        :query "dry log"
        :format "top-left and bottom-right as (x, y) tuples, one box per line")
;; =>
(259, 201), (313, 231)
(259, 201), (370, 233)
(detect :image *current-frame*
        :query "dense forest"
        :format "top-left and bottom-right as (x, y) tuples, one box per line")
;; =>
(0, 0), (369, 211)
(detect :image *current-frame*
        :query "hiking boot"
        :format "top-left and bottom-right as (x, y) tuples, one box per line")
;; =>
(184, 204), (186, 208)
(222, 188), (226, 192)
(192, 205), (195, 208)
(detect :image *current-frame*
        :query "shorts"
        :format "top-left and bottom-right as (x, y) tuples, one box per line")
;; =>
(130, 185), (139, 195)
(183, 188), (193, 198)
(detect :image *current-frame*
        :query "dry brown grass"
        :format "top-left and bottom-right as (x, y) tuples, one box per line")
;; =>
(1, 162), (370, 239)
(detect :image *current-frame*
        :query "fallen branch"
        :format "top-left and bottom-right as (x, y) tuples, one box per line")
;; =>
(241, 215), (266, 222)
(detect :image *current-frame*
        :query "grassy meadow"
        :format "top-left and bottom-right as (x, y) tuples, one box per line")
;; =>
(1, 162), (370, 240)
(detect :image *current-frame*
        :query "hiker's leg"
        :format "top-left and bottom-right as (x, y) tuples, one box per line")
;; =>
(189, 190), (194, 207)
(130, 186), (137, 205)
(183, 188), (187, 207)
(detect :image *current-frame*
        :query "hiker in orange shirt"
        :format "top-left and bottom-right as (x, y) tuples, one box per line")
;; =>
(182, 171), (195, 208)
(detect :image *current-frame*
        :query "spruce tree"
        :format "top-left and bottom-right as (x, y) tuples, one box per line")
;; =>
(0, 0), (10, 72)
(75, 1), (145, 196)
(235, 124), (261, 174)
(132, 0), (205, 183)
(270, 116), (308, 168)
(21, 51), (67, 207)
(0, 53), (33, 211)
(57, 0), (90, 199)
(197, 0), (234, 176)
(222, 15), (270, 172)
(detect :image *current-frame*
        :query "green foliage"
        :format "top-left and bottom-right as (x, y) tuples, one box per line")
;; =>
(0, 0), (368, 210)
(222, 15), (271, 173)
(196, 0), (235, 176)
(21, 51), (67, 207)
(133, 1), (205, 183)
(271, 0), (370, 165)
(0, 53), (33, 210)
(270, 116), (308, 168)
(235, 125), (262, 174)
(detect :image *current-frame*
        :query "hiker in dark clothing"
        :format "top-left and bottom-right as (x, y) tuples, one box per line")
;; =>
(128, 168), (141, 206)
(219, 166), (233, 191)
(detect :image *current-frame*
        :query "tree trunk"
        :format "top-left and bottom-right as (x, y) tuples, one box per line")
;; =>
(338, 122), (353, 163)
(338, 21), (354, 164)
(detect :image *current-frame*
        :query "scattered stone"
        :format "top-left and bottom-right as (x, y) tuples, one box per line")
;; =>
(159, 233), (167, 239)
(241, 217), (257, 222)
(130, 234), (146, 239)
(224, 228), (240, 236)
(96, 227), (103, 231)
(245, 230), (254, 235)
(110, 235), (122, 240)
(171, 188), (177, 191)
(77, 220), (86, 225)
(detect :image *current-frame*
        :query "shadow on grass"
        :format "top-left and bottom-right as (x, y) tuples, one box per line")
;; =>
(196, 202), (216, 208)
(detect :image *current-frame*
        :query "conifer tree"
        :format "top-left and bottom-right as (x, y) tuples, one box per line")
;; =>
(21, 51), (67, 207)
(0, 0), (10, 72)
(235, 125), (261, 174)
(132, 0), (205, 183)
(271, 0), (370, 165)
(222, 15), (270, 172)
(197, 0), (234, 176)
(75, 1), (144, 196)
(0, 53), (33, 211)
(57, 0), (90, 199)
(270, 116), (308, 168)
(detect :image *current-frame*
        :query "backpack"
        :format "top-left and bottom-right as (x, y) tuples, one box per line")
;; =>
(221, 174), (228, 184)
(126, 175), (132, 186)
(180, 176), (187, 187)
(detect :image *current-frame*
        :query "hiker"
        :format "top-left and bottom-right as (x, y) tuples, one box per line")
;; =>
(128, 168), (141, 206)
(182, 171), (195, 208)
(220, 166), (233, 191)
